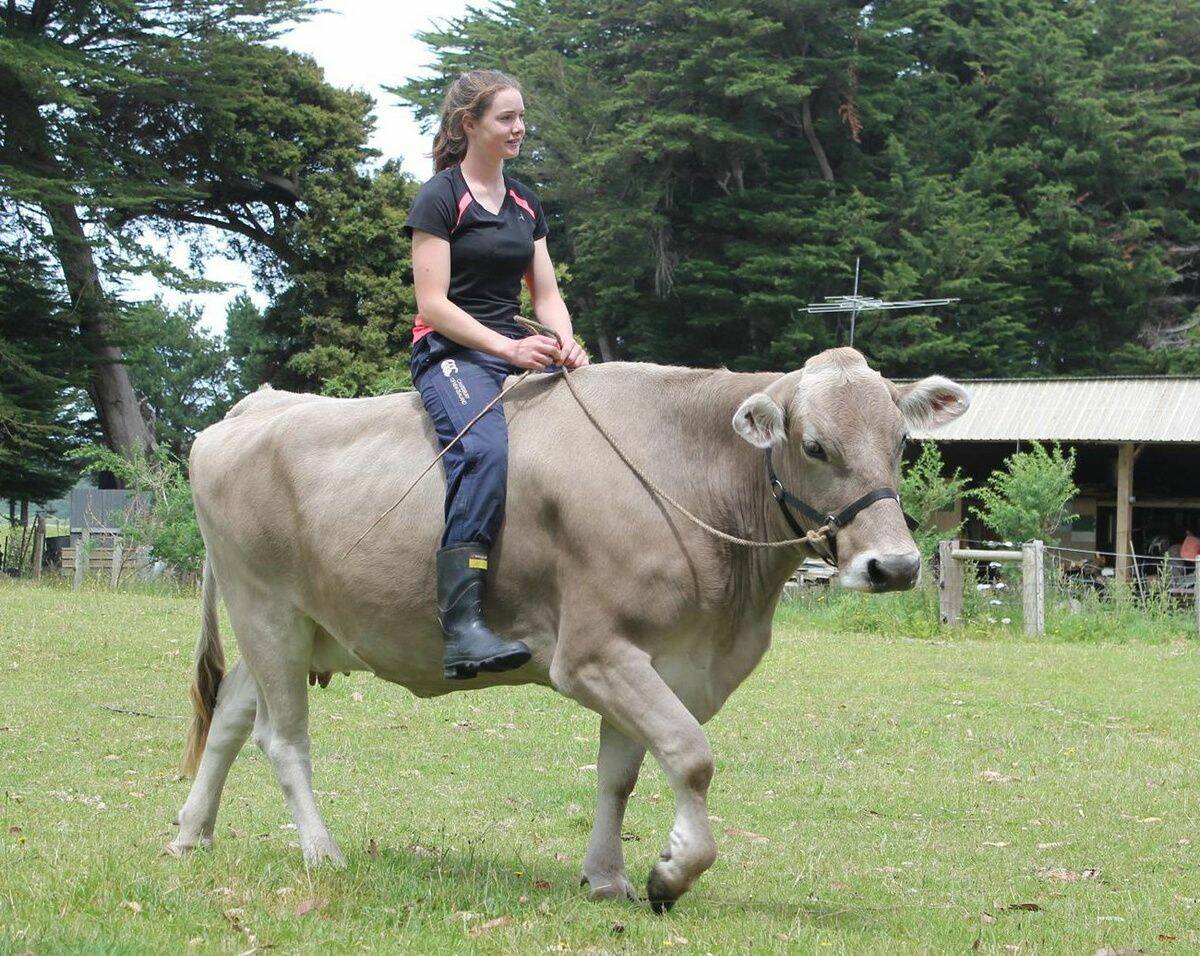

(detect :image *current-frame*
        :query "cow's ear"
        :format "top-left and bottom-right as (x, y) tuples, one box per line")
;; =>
(733, 393), (786, 448)
(896, 376), (970, 429)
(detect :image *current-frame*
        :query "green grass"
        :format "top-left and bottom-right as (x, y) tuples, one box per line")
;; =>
(3, 579), (1200, 953)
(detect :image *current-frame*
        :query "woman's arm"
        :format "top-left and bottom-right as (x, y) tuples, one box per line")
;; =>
(523, 238), (588, 369)
(412, 230), (560, 370)
(524, 238), (589, 368)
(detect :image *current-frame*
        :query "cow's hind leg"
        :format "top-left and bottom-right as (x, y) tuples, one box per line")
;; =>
(555, 643), (716, 912)
(168, 659), (256, 855)
(224, 590), (345, 867)
(580, 719), (644, 901)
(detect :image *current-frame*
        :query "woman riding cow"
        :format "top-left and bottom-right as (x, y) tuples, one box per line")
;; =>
(406, 70), (588, 680)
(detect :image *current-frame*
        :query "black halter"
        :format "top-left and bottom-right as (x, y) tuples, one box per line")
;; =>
(764, 449), (918, 565)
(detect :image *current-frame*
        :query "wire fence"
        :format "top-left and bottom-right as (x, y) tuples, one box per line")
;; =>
(939, 538), (1197, 639)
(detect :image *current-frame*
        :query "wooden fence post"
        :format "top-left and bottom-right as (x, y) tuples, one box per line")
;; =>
(1022, 540), (1045, 636)
(109, 539), (124, 588)
(31, 515), (45, 581)
(73, 527), (89, 592)
(1195, 557), (1199, 639)
(939, 538), (963, 626)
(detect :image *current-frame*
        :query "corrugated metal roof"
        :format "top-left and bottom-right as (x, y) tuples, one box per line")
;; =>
(908, 377), (1200, 444)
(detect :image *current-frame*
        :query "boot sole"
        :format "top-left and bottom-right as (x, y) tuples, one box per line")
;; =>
(443, 647), (532, 681)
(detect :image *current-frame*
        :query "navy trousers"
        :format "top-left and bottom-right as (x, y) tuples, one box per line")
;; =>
(412, 332), (523, 549)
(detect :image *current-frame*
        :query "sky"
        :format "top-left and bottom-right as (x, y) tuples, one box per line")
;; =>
(122, 1), (471, 334)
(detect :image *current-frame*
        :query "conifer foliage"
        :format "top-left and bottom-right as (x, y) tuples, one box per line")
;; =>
(397, 0), (1200, 376)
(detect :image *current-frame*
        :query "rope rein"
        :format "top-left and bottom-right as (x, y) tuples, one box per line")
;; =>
(343, 319), (829, 558)
(552, 359), (829, 551)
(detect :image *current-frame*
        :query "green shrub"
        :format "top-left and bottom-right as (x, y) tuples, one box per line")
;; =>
(971, 442), (1079, 543)
(75, 446), (203, 574)
(900, 441), (970, 561)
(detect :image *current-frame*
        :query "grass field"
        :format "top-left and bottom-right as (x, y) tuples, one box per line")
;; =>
(2, 580), (1199, 954)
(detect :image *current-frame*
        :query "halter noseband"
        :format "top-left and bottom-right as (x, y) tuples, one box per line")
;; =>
(764, 449), (918, 565)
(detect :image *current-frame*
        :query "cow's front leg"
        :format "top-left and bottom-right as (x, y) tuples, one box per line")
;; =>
(581, 719), (644, 901)
(554, 643), (716, 912)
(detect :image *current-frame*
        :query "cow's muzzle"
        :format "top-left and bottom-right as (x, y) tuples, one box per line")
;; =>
(764, 449), (918, 567)
(840, 549), (922, 592)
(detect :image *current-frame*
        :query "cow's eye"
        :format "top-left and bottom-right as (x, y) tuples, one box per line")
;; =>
(802, 439), (826, 461)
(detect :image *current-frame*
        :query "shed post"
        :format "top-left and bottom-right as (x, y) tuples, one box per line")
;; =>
(1022, 540), (1045, 636)
(938, 539), (963, 626)
(31, 515), (45, 581)
(73, 527), (89, 592)
(1115, 443), (1135, 582)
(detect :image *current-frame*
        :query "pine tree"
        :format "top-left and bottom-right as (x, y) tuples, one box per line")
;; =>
(0, 247), (83, 506)
(395, 0), (1200, 376)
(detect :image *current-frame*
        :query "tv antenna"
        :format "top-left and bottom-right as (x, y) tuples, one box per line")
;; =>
(803, 257), (960, 346)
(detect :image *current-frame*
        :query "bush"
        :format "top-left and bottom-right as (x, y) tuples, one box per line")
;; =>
(971, 442), (1079, 543)
(900, 441), (970, 561)
(76, 446), (203, 574)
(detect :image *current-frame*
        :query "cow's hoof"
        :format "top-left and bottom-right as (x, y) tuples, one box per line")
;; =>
(646, 863), (680, 913)
(580, 872), (637, 902)
(163, 835), (210, 857)
(302, 837), (346, 869)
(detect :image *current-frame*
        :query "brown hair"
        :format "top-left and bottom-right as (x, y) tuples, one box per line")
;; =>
(431, 70), (523, 172)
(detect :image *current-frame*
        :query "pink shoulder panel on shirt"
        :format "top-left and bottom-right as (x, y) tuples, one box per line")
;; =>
(508, 188), (536, 220)
(453, 190), (473, 232)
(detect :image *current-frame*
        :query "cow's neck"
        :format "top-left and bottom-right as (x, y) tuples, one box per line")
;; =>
(677, 370), (811, 616)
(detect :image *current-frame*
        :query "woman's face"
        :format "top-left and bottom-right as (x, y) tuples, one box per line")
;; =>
(464, 87), (525, 162)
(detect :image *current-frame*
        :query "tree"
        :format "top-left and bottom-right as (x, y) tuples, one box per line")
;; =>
(396, 0), (1200, 377)
(225, 293), (273, 399)
(121, 299), (234, 456)
(0, 246), (83, 507)
(971, 443), (1079, 543)
(0, 1), (373, 455)
(268, 162), (420, 396)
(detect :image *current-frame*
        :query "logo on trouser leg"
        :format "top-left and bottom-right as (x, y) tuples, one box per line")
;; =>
(440, 358), (471, 404)
(468, 555), (488, 570)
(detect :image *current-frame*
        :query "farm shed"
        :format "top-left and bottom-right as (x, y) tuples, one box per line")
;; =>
(67, 485), (144, 547)
(908, 376), (1200, 581)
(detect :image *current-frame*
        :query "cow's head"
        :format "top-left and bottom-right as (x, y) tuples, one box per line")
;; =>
(732, 347), (969, 591)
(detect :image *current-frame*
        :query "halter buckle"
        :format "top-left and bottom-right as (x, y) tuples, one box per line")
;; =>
(770, 479), (785, 501)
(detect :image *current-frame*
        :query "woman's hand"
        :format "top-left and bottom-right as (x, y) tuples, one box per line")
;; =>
(561, 339), (590, 369)
(506, 334), (561, 370)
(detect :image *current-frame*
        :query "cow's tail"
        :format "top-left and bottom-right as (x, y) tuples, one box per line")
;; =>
(181, 554), (226, 778)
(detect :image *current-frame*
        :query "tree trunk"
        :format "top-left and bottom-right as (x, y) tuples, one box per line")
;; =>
(801, 94), (835, 185)
(4, 77), (156, 460)
(45, 200), (156, 459)
(593, 315), (617, 363)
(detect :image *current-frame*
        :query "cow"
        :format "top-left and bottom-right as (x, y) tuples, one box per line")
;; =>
(168, 346), (968, 911)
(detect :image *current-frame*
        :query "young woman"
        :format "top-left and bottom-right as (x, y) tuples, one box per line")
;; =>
(405, 69), (588, 680)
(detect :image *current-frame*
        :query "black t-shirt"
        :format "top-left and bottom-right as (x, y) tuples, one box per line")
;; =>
(405, 165), (549, 340)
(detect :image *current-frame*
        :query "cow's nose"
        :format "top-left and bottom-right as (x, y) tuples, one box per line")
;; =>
(866, 551), (921, 591)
